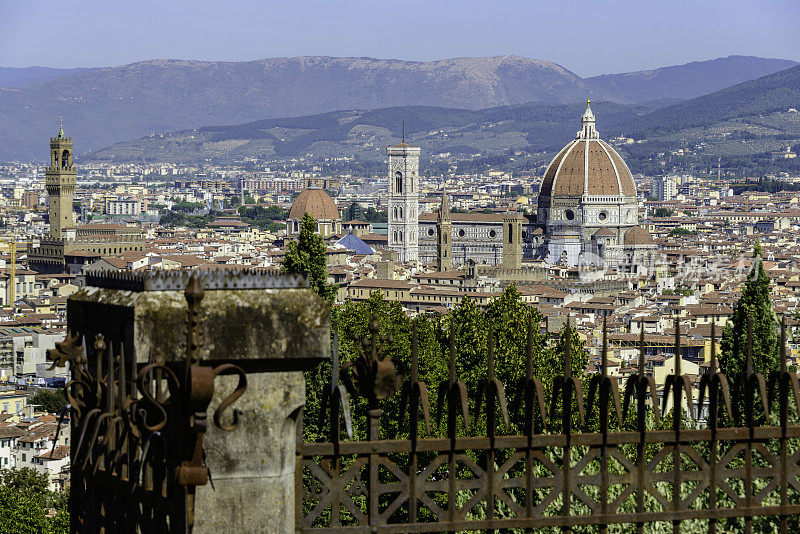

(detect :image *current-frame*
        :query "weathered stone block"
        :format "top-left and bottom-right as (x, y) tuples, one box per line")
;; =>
(67, 273), (329, 534)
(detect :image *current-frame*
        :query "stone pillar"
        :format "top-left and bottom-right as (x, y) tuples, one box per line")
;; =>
(67, 271), (329, 534)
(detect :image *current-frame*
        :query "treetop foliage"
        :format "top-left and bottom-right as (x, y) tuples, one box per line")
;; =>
(720, 239), (780, 380)
(29, 390), (67, 415)
(0, 468), (68, 534)
(282, 212), (338, 303)
(304, 286), (588, 442)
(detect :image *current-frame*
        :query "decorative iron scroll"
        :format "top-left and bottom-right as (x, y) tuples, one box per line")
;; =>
(298, 317), (800, 533)
(49, 276), (247, 533)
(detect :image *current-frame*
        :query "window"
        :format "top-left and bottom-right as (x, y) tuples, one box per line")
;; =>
(427, 228), (435, 237)
(508, 224), (513, 243)
(21, 454), (25, 461)
(598, 211), (608, 222)
(458, 229), (466, 238)
(565, 209), (575, 221)
(488, 230), (496, 238)
(395, 171), (403, 194)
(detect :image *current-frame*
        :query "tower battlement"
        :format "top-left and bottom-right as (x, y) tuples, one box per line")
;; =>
(45, 122), (76, 239)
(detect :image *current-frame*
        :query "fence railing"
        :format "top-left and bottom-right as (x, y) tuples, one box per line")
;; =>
(50, 276), (247, 533)
(296, 315), (800, 533)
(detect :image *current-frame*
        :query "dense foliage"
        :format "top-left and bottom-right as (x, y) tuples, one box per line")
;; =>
(282, 213), (338, 302)
(237, 204), (286, 231)
(28, 390), (67, 414)
(668, 228), (696, 237)
(362, 207), (387, 223)
(341, 204), (388, 224)
(720, 240), (780, 378)
(654, 207), (674, 217)
(158, 210), (218, 228)
(0, 468), (68, 534)
(303, 287), (587, 443)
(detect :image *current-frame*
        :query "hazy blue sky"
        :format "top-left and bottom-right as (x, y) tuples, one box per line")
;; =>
(1, 0), (798, 77)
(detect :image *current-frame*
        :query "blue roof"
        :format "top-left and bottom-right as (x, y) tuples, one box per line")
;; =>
(336, 233), (374, 255)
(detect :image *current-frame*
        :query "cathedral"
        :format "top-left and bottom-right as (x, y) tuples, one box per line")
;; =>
(387, 101), (655, 271)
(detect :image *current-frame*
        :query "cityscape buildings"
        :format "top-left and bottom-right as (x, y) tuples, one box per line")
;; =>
(0, 97), (799, 497)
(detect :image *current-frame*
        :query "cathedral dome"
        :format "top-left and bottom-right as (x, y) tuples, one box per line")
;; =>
(623, 225), (654, 246)
(540, 102), (636, 198)
(289, 188), (340, 221)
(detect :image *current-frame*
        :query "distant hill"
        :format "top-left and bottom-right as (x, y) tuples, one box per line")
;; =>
(0, 56), (601, 161)
(0, 66), (94, 88)
(92, 63), (800, 166)
(625, 65), (800, 137)
(586, 55), (798, 103)
(89, 101), (649, 163)
(1, 54), (797, 162)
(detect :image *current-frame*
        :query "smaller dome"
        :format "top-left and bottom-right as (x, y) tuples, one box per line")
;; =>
(289, 188), (340, 221)
(624, 226), (654, 246)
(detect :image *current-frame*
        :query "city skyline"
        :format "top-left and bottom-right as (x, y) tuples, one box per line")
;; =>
(1, 0), (799, 77)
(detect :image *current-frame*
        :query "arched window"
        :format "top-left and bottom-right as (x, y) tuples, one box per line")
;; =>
(53, 151), (59, 167)
(61, 150), (70, 169)
(508, 224), (513, 243)
(398, 207), (403, 219)
(395, 171), (403, 194)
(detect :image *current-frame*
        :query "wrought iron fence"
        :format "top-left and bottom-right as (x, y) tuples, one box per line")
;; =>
(297, 316), (800, 533)
(48, 277), (247, 533)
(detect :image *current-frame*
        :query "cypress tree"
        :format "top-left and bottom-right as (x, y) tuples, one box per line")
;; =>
(719, 239), (780, 378)
(282, 212), (337, 303)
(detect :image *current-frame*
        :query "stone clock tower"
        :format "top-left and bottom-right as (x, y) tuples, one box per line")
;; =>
(387, 140), (420, 262)
(45, 121), (76, 239)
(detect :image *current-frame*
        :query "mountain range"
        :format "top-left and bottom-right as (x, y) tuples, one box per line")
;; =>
(91, 65), (800, 168)
(0, 55), (797, 162)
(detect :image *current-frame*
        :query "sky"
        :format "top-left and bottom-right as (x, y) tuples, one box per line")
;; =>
(1, 0), (799, 77)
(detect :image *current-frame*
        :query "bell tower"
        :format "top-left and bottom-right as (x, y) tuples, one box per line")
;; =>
(502, 209), (523, 269)
(387, 136), (420, 263)
(45, 120), (76, 239)
(436, 190), (452, 272)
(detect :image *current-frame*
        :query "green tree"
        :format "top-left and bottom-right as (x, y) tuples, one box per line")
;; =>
(282, 212), (337, 303)
(29, 390), (67, 414)
(224, 196), (241, 209)
(362, 207), (387, 223)
(345, 202), (364, 221)
(316, 286), (586, 440)
(654, 207), (674, 217)
(0, 468), (67, 534)
(315, 293), (444, 442)
(668, 227), (695, 237)
(720, 241), (779, 419)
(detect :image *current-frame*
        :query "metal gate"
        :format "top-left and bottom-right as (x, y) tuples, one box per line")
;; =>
(297, 316), (800, 533)
(49, 276), (247, 533)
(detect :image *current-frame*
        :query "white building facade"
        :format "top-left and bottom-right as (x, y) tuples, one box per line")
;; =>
(387, 143), (420, 262)
(652, 176), (677, 201)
